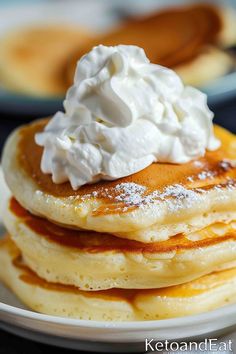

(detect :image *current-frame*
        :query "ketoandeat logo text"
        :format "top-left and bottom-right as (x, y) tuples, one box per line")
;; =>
(145, 338), (233, 352)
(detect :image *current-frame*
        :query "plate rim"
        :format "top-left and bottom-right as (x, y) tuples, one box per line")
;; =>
(1, 299), (236, 330)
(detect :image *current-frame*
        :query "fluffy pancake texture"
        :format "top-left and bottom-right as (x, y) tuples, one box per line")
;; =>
(1, 236), (236, 321)
(0, 25), (92, 97)
(2, 119), (236, 243)
(3, 197), (236, 291)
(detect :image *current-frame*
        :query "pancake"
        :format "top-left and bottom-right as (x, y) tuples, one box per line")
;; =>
(65, 4), (236, 89)
(3, 197), (236, 291)
(218, 7), (236, 47)
(175, 46), (233, 87)
(1, 236), (236, 321)
(65, 3), (223, 87)
(0, 25), (92, 97)
(2, 119), (236, 243)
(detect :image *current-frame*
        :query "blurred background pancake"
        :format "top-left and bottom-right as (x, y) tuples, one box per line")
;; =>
(0, 0), (236, 117)
(64, 3), (235, 88)
(0, 25), (92, 97)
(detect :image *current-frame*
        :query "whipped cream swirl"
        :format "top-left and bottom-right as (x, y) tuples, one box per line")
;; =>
(36, 45), (220, 190)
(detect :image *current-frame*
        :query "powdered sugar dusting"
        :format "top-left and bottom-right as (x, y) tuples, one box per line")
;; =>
(78, 178), (236, 214)
(115, 183), (147, 206)
(193, 160), (204, 168)
(186, 159), (236, 184)
(160, 185), (199, 200)
(198, 170), (216, 180)
(157, 184), (202, 212)
(112, 182), (202, 211)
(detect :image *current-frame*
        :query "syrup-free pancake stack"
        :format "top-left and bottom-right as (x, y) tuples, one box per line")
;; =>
(1, 119), (236, 321)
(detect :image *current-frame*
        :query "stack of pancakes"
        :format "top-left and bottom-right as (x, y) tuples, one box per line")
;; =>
(1, 119), (236, 321)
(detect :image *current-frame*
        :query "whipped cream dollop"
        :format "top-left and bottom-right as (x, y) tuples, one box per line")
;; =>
(36, 45), (220, 190)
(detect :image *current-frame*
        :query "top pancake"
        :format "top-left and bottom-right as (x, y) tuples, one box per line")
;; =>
(2, 119), (236, 242)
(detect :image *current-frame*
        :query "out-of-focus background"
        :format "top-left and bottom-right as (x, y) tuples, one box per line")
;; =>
(0, 0), (236, 149)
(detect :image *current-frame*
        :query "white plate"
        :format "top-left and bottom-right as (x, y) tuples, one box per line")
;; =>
(0, 167), (236, 352)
